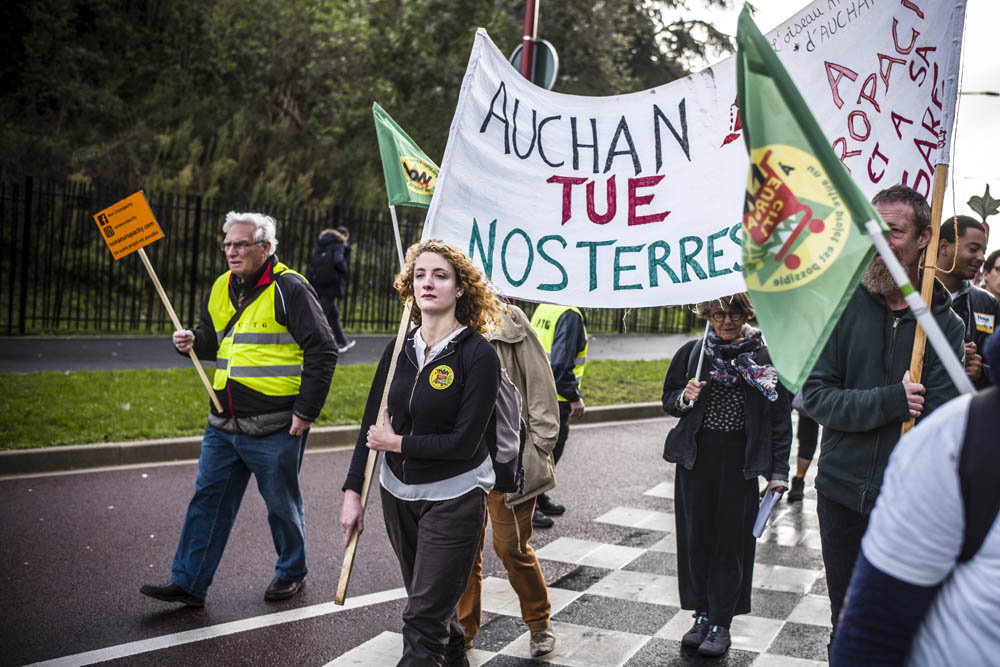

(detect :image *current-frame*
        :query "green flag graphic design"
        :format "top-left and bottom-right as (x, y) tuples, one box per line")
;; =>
(373, 102), (439, 208)
(736, 7), (887, 393)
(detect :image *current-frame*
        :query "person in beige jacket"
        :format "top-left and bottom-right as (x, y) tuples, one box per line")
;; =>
(456, 303), (561, 659)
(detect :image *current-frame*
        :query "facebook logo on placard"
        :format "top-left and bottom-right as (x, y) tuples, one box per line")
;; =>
(98, 213), (113, 237)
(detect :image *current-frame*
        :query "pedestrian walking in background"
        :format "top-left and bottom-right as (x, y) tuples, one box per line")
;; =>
(936, 214), (997, 388)
(457, 303), (560, 659)
(306, 228), (355, 353)
(336, 225), (352, 278)
(529, 303), (587, 520)
(340, 239), (504, 667)
(335, 225), (354, 334)
(802, 184), (965, 651)
(141, 212), (337, 607)
(661, 293), (791, 657)
(832, 331), (1000, 666)
(787, 391), (819, 502)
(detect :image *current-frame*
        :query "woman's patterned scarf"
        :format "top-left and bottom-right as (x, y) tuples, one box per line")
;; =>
(704, 325), (778, 402)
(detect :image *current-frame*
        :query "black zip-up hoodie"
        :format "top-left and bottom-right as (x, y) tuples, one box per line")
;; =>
(661, 336), (791, 482)
(803, 281), (965, 514)
(950, 280), (999, 389)
(343, 327), (500, 494)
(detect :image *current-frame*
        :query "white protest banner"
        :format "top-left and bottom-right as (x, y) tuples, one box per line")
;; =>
(423, 0), (966, 308)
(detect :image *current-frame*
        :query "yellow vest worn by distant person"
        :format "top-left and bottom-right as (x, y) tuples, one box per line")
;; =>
(208, 262), (304, 397)
(530, 304), (587, 402)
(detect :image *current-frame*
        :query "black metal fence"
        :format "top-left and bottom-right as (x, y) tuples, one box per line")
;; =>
(1, 177), (697, 335)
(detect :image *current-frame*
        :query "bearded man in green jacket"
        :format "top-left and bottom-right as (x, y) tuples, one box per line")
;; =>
(802, 184), (965, 650)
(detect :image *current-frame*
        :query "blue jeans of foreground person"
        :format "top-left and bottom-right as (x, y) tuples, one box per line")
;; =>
(170, 425), (309, 598)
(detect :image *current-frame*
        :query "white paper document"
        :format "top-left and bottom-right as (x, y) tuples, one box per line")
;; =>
(753, 489), (783, 538)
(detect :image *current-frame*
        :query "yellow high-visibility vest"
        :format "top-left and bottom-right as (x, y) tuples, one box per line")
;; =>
(530, 304), (587, 402)
(208, 262), (304, 397)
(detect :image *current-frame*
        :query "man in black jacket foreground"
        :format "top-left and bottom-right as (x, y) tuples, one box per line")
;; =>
(141, 212), (337, 607)
(802, 184), (965, 647)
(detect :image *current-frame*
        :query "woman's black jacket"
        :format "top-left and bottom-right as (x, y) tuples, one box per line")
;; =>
(661, 338), (792, 481)
(343, 327), (500, 494)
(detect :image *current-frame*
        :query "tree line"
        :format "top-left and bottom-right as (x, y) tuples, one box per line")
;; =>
(1, 0), (732, 210)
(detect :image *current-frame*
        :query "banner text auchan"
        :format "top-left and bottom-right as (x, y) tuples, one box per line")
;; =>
(423, 0), (965, 308)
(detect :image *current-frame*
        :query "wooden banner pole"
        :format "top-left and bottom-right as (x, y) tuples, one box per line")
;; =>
(336, 301), (412, 605)
(901, 163), (948, 435)
(136, 248), (224, 414)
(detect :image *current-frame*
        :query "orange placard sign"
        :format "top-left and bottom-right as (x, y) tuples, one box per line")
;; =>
(93, 191), (164, 260)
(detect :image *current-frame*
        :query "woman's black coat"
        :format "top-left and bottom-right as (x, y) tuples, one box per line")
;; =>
(661, 338), (792, 481)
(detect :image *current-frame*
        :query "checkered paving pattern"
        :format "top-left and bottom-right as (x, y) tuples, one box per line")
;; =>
(327, 462), (831, 667)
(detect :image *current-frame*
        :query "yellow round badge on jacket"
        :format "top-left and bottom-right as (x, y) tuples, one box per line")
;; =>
(429, 365), (454, 390)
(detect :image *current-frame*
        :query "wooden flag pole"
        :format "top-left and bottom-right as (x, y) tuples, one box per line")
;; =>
(136, 248), (224, 414)
(336, 301), (412, 605)
(901, 163), (948, 435)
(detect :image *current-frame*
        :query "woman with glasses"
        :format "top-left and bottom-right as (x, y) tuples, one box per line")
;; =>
(660, 293), (791, 657)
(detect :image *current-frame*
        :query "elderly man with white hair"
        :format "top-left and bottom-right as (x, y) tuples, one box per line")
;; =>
(141, 211), (337, 607)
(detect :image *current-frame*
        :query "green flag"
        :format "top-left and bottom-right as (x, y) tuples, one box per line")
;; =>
(373, 102), (439, 208)
(736, 8), (887, 393)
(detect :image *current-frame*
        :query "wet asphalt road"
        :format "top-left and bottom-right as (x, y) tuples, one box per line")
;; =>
(0, 334), (687, 373)
(0, 417), (674, 667)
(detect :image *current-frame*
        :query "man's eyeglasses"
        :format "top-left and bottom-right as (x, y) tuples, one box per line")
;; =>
(221, 240), (263, 252)
(709, 310), (747, 323)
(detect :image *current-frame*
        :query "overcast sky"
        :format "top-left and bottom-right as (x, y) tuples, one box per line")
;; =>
(685, 0), (1000, 256)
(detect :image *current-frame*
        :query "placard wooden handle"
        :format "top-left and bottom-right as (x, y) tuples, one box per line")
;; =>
(137, 248), (224, 414)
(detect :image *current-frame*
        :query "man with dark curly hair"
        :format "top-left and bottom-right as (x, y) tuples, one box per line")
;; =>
(936, 214), (997, 387)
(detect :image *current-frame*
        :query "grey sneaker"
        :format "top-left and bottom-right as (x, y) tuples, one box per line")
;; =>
(681, 613), (710, 648)
(698, 624), (731, 657)
(337, 339), (356, 354)
(530, 626), (556, 657)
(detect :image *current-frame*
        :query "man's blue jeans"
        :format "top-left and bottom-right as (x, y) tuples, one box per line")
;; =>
(170, 424), (308, 598)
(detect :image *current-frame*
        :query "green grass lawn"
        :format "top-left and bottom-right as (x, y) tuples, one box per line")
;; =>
(0, 359), (670, 450)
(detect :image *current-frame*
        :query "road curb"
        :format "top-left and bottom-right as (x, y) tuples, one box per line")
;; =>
(0, 402), (665, 476)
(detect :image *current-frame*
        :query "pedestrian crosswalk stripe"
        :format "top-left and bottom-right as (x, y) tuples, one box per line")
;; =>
(24, 587), (407, 667)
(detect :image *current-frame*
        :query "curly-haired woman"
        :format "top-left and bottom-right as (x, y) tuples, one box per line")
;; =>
(341, 239), (504, 666)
